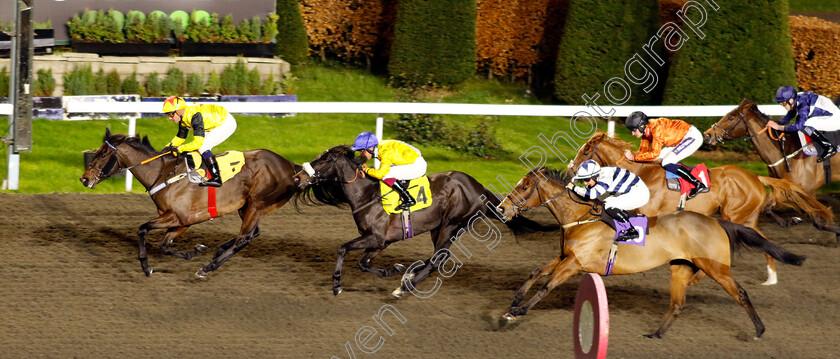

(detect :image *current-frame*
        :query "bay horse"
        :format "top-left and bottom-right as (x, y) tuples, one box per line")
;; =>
(704, 99), (840, 195)
(571, 131), (835, 284)
(80, 129), (299, 278)
(496, 168), (806, 338)
(293, 145), (551, 296)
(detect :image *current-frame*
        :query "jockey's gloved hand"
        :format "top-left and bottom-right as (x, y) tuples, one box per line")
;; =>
(162, 146), (180, 156)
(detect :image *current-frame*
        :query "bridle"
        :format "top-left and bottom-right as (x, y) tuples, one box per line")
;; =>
(500, 172), (599, 217)
(712, 106), (794, 172)
(89, 141), (123, 183)
(302, 152), (366, 186)
(88, 140), (173, 184)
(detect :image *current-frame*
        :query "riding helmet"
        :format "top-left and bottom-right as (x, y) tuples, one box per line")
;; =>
(162, 96), (186, 113)
(625, 111), (649, 132)
(351, 131), (379, 151)
(573, 160), (601, 181)
(773, 86), (797, 103)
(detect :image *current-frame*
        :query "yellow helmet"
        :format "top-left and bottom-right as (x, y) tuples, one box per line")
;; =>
(162, 96), (186, 113)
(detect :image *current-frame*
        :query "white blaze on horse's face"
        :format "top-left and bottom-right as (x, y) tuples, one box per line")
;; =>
(303, 162), (315, 176)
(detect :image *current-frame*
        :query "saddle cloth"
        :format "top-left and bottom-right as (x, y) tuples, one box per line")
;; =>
(187, 151), (246, 183)
(379, 176), (433, 214)
(665, 163), (710, 196)
(613, 215), (648, 246)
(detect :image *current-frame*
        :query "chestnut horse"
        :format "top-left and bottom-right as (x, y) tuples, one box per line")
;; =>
(293, 145), (550, 297)
(704, 99), (840, 195)
(80, 129), (299, 278)
(571, 131), (834, 284)
(497, 168), (806, 338)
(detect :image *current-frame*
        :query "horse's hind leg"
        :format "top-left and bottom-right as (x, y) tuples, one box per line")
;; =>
(646, 264), (694, 338)
(195, 207), (263, 278)
(358, 247), (405, 277)
(158, 226), (207, 260)
(136, 211), (182, 277)
(694, 258), (765, 339)
(504, 254), (581, 319)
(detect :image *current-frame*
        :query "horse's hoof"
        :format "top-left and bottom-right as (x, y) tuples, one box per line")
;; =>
(502, 313), (517, 321)
(333, 287), (343, 296)
(143, 268), (153, 277)
(196, 244), (208, 252)
(391, 287), (404, 298)
(643, 333), (662, 339)
(194, 270), (207, 279)
(394, 263), (406, 272)
(791, 217), (803, 225)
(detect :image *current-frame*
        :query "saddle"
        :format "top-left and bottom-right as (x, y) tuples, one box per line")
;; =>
(664, 163), (710, 196)
(379, 176), (433, 215)
(148, 151), (245, 196)
(604, 214), (649, 276)
(185, 151), (245, 184)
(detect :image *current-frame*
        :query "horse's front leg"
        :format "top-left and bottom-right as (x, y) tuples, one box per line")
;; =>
(158, 226), (207, 260)
(510, 255), (565, 308)
(136, 211), (182, 277)
(763, 202), (803, 228)
(504, 254), (581, 320)
(332, 234), (382, 296)
(810, 214), (840, 243)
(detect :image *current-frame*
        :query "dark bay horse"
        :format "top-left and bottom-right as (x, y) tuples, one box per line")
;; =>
(293, 145), (550, 296)
(571, 131), (835, 284)
(704, 99), (840, 195)
(80, 129), (299, 278)
(497, 168), (806, 338)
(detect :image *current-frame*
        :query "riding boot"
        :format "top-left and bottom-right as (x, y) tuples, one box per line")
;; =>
(200, 155), (223, 187)
(810, 131), (836, 163)
(674, 166), (706, 199)
(605, 208), (638, 242)
(392, 180), (416, 210)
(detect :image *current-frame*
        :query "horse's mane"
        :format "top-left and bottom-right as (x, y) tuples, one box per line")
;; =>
(742, 99), (772, 124)
(295, 145), (375, 208)
(589, 131), (632, 151)
(107, 133), (158, 153)
(533, 166), (573, 185)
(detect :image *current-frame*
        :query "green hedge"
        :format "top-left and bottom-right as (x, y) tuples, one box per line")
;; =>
(554, 0), (662, 105)
(663, 0), (797, 105)
(388, 0), (476, 86)
(275, 0), (309, 64)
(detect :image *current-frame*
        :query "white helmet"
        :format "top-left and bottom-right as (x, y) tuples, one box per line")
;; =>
(573, 160), (601, 180)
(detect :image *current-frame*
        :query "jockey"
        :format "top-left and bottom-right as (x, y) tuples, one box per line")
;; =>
(624, 111), (706, 198)
(767, 85), (840, 163)
(566, 160), (650, 241)
(351, 131), (427, 211)
(161, 96), (238, 187)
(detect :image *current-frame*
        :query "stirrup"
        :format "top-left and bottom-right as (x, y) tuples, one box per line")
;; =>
(817, 149), (836, 163)
(616, 228), (638, 242)
(200, 178), (222, 187)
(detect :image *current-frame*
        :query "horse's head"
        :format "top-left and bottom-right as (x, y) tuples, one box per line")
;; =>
(571, 131), (629, 168)
(80, 128), (128, 189)
(294, 145), (366, 189)
(80, 128), (155, 189)
(497, 167), (572, 221)
(704, 99), (757, 145)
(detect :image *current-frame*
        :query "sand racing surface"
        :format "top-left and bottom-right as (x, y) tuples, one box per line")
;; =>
(0, 193), (838, 358)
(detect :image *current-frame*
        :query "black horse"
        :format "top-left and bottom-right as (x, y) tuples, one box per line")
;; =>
(293, 145), (553, 296)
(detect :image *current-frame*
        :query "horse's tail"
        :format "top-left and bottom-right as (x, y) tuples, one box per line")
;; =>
(717, 219), (806, 266)
(758, 176), (834, 223)
(481, 189), (559, 235)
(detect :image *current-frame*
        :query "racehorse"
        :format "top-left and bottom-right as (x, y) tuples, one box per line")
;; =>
(571, 131), (837, 283)
(496, 168), (806, 338)
(704, 99), (840, 196)
(293, 145), (551, 296)
(80, 129), (300, 278)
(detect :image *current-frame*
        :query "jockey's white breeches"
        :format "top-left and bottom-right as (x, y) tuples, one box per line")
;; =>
(658, 126), (703, 166)
(199, 114), (237, 153)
